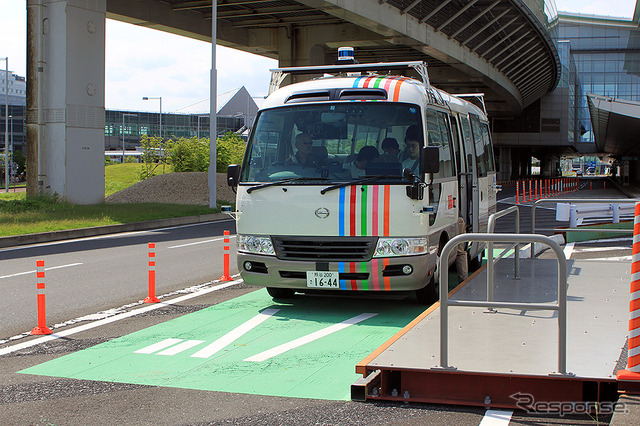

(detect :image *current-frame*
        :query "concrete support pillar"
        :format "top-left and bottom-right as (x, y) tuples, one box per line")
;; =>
(28, 0), (105, 203)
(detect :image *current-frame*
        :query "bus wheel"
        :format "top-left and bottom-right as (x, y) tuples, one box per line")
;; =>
(469, 249), (484, 272)
(267, 287), (295, 299)
(415, 275), (438, 305)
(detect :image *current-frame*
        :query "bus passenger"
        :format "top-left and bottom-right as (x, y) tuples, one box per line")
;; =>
(402, 125), (421, 174)
(379, 138), (401, 163)
(344, 146), (379, 177)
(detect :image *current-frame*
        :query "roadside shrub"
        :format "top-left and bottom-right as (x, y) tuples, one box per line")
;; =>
(167, 137), (209, 172)
(216, 132), (246, 171)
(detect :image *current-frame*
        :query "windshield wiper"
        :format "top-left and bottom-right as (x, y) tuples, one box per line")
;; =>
(321, 175), (403, 195)
(246, 177), (329, 194)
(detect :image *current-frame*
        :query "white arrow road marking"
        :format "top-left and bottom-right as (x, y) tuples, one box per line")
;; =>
(135, 338), (184, 354)
(157, 340), (205, 356)
(244, 312), (377, 362)
(479, 409), (512, 425)
(191, 308), (280, 359)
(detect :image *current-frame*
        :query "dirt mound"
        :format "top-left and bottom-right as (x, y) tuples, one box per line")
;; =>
(105, 172), (236, 205)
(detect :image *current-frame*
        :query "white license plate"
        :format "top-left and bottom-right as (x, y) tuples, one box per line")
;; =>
(306, 271), (339, 288)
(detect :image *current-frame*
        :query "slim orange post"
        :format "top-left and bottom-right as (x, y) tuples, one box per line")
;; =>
(528, 179), (532, 202)
(220, 230), (232, 281)
(144, 243), (160, 303)
(617, 202), (640, 388)
(516, 181), (519, 204)
(31, 260), (52, 335)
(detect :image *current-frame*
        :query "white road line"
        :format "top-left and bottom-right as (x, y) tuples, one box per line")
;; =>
(0, 262), (83, 280)
(244, 312), (377, 362)
(168, 235), (236, 249)
(0, 279), (243, 356)
(588, 256), (632, 261)
(157, 340), (204, 356)
(479, 409), (513, 425)
(0, 219), (235, 253)
(572, 246), (631, 253)
(191, 308), (280, 359)
(135, 338), (184, 354)
(564, 242), (574, 260)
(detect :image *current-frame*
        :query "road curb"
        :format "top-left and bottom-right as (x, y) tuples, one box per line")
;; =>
(0, 213), (232, 248)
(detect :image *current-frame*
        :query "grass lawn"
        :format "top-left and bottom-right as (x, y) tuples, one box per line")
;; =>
(105, 162), (172, 196)
(0, 164), (218, 237)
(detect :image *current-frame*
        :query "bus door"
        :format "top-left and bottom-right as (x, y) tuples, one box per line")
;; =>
(450, 114), (472, 230)
(458, 115), (479, 234)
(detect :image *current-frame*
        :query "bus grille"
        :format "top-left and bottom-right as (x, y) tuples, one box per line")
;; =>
(272, 236), (376, 261)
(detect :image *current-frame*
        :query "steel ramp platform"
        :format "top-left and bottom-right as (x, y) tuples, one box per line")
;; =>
(353, 258), (630, 409)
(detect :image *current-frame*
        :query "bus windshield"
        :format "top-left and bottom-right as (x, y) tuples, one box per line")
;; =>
(240, 102), (423, 184)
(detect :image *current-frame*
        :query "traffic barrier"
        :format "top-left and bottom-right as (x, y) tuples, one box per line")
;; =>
(30, 260), (52, 335)
(529, 179), (532, 202)
(617, 202), (640, 388)
(143, 243), (160, 303)
(516, 181), (519, 204)
(220, 230), (232, 281)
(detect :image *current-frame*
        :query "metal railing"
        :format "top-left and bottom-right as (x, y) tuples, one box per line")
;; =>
(437, 233), (569, 375)
(486, 206), (521, 303)
(532, 198), (640, 235)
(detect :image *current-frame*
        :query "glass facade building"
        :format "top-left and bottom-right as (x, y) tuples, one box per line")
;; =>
(104, 110), (244, 152)
(557, 13), (640, 144)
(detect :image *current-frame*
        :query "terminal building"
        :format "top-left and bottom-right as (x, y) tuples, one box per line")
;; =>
(3, 84), (258, 161)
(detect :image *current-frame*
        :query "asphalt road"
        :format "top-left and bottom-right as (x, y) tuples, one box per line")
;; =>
(0, 180), (633, 425)
(0, 219), (238, 338)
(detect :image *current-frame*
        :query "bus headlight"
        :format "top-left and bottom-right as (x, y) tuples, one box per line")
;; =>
(374, 237), (428, 258)
(237, 234), (275, 255)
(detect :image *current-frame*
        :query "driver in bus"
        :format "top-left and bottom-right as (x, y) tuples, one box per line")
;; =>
(402, 125), (421, 174)
(289, 133), (316, 166)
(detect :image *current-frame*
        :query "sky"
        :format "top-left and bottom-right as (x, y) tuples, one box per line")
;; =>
(0, 0), (637, 113)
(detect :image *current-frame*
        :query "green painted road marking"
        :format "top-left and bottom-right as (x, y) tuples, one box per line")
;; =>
(20, 289), (424, 400)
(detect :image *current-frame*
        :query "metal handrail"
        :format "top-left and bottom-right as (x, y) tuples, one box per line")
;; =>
(437, 233), (568, 375)
(531, 198), (640, 234)
(486, 206), (520, 303)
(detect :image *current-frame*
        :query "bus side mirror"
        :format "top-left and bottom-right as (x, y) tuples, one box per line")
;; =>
(227, 164), (240, 187)
(421, 146), (439, 174)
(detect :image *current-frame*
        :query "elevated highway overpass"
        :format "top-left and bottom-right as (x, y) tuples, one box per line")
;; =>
(27, 0), (561, 203)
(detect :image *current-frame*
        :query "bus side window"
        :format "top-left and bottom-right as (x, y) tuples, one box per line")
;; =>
(459, 116), (475, 176)
(426, 109), (454, 179)
(449, 115), (463, 175)
(470, 114), (488, 178)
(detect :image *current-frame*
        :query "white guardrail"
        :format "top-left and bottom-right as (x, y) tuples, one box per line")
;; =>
(532, 198), (640, 235)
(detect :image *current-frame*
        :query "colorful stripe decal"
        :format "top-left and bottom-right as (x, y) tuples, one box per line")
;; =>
(338, 187), (346, 237)
(371, 259), (380, 291)
(352, 76), (411, 102)
(350, 186), (357, 237)
(361, 185), (368, 236)
(336, 185), (393, 291)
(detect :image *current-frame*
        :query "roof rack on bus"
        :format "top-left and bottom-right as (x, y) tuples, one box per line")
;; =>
(454, 93), (487, 116)
(268, 61), (432, 94)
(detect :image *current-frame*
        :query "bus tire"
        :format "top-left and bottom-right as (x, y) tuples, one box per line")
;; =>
(267, 287), (295, 299)
(469, 249), (484, 272)
(415, 275), (438, 305)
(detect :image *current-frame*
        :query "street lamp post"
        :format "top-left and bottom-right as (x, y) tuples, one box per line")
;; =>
(142, 96), (162, 139)
(2, 57), (8, 193)
(143, 96), (163, 172)
(197, 114), (208, 139)
(8, 114), (12, 188)
(121, 113), (137, 163)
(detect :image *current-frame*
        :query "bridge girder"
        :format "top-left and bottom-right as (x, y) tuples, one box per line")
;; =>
(106, 0), (560, 117)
